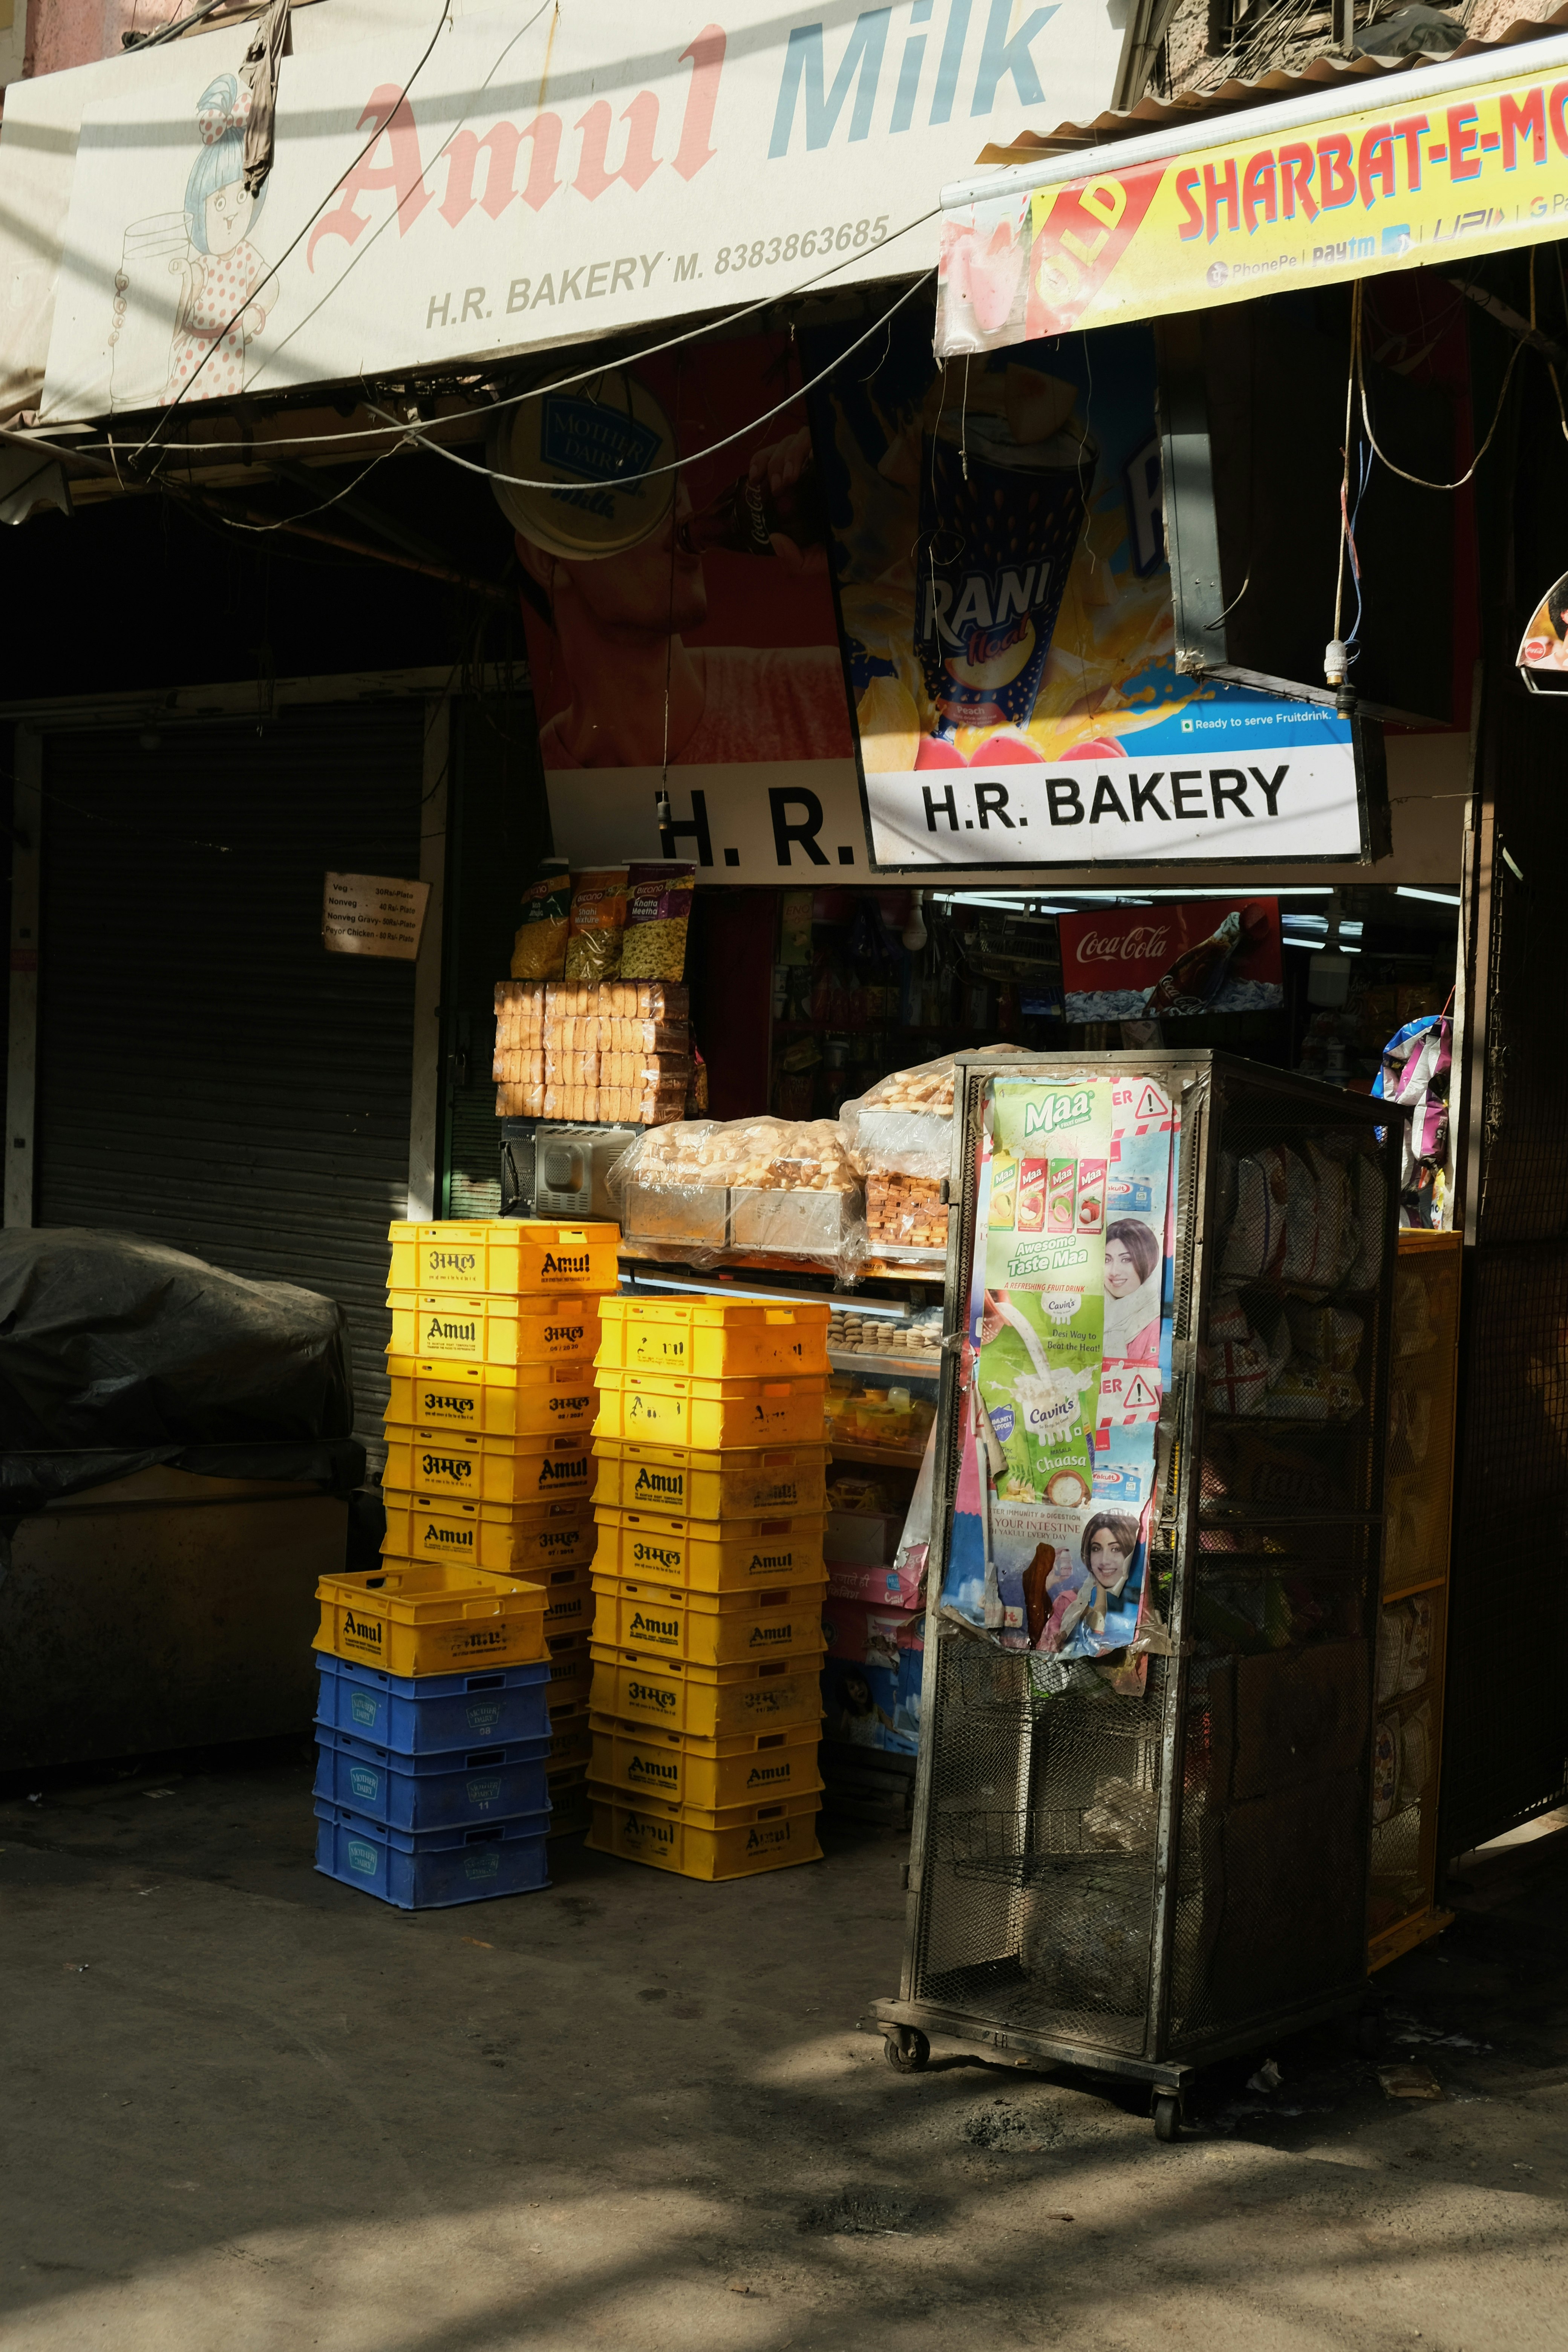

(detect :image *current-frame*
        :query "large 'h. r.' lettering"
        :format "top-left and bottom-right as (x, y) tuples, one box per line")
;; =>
(308, 85), (431, 268)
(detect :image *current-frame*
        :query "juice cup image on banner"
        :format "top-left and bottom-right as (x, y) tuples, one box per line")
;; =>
(1016, 1159), (1046, 1234)
(916, 375), (1096, 734)
(1047, 1158), (1076, 1233)
(1076, 1159), (1107, 1235)
(989, 1151), (1018, 1229)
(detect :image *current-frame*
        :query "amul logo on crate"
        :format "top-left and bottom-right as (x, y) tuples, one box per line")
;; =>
(423, 1388), (476, 1420)
(620, 1812), (677, 1853)
(747, 1550), (797, 1576)
(538, 1455), (591, 1494)
(748, 1621), (796, 1649)
(632, 1540), (684, 1571)
(746, 1761), (793, 1790)
(741, 1682), (799, 1716)
(1023, 1089), (1095, 1140)
(425, 1247), (479, 1280)
(421, 1522), (475, 1553)
(342, 1608), (384, 1651)
(422, 1451), (474, 1485)
(628, 1678), (678, 1714)
(452, 1626), (509, 1658)
(627, 1751), (680, 1788)
(632, 1465), (685, 1504)
(541, 1248), (591, 1280)
(745, 1822), (795, 1855)
(629, 1609), (681, 1646)
(545, 1320), (590, 1349)
(537, 1526), (588, 1558)
(422, 1311), (478, 1353)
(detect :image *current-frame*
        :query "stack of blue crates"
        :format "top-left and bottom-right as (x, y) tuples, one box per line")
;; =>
(314, 1654), (555, 1909)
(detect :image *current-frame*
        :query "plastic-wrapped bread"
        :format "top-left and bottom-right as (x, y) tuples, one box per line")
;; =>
(493, 1047), (547, 1084)
(495, 1080), (545, 1117)
(841, 1045), (1017, 1179)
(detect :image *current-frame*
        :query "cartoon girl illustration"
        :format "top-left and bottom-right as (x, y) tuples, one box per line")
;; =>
(160, 74), (275, 405)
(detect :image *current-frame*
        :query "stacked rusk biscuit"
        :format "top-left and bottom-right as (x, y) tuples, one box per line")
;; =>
(378, 1218), (623, 1840)
(588, 1297), (833, 1880)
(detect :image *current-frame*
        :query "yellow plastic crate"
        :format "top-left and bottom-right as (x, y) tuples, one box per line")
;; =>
(539, 1561), (594, 1641)
(386, 1293), (603, 1368)
(594, 1504), (827, 1594)
(382, 1494), (597, 1577)
(387, 1219), (622, 1295)
(546, 1629), (593, 1706)
(593, 1367), (828, 1449)
(597, 1295), (830, 1378)
(385, 1359), (597, 1439)
(591, 1437), (830, 1521)
(590, 1715), (822, 1810)
(590, 1571), (827, 1667)
(314, 1562), (547, 1678)
(547, 1763), (592, 1839)
(590, 1644), (825, 1737)
(382, 1427), (596, 1508)
(586, 1789), (822, 1880)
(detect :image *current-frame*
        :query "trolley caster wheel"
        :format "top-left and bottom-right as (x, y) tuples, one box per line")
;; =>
(1152, 2093), (1182, 2143)
(884, 2029), (931, 2074)
(1356, 2009), (1385, 2059)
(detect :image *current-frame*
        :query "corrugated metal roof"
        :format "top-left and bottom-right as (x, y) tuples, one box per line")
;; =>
(968, 0), (1568, 161)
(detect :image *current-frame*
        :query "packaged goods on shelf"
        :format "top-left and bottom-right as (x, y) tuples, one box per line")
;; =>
(509, 867), (572, 981)
(821, 1594), (923, 1755)
(826, 1306), (943, 1361)
(619, 862), (695, 983)
(548, 980), (689, 1020)
(611, 1116), (865, 1274)
(562, 868), (630, 982)
(841, 1049), (1015, 1260)
(495, 978), (548, 1037)
(497, 975), (694, 1122)
(825, 1382), (935, 1452)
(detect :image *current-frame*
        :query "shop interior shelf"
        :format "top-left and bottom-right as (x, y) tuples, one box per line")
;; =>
(827, 1440), (929, 1469)
(1381, 1573), (1448, 1605)
(828, 1350), (942, 1380)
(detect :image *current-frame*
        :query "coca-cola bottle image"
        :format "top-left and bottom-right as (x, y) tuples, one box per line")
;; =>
(689, 443), (827, 560)
(1143, 905), (1266, 1016)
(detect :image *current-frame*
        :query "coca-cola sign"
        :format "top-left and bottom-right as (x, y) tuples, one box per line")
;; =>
(1058, 899), (1282, 1021)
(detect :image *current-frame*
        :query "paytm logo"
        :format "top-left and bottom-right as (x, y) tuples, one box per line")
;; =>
(769, 1), (1059, 156)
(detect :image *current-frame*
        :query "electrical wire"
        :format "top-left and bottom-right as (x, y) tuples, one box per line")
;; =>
(211, 439), (400, 530)
(363, 268), (936, 496)
(1356, 267), (1523, 491)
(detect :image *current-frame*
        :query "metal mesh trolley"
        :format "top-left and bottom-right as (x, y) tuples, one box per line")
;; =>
(871, 1054), (1399, 2139)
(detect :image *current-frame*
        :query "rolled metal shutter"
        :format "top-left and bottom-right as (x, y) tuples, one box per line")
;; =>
(35, 701), (424, 1463)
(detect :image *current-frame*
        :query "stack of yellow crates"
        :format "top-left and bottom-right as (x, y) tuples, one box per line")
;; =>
(588, 1295), (831, 1879)
(383, 1217), (622, 1833)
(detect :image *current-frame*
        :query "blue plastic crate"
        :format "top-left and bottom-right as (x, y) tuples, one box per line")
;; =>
(314, 1801), (551, 1909)
(315, 1653), (551, 1755)
(312, 1728), (551, 1832)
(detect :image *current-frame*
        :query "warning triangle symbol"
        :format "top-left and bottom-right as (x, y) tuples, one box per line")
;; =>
(1125, 1373), (1160, 1411)
(1135, 1084), (1167, 1120)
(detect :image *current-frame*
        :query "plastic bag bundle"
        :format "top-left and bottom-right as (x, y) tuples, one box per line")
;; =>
(610, 1117), (865, 1276)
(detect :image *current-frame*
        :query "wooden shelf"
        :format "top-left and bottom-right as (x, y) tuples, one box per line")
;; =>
(828, 1349), (942, 1380)
(828, 1439), (929, 1469)
(1381, 1575), (1448, 1604)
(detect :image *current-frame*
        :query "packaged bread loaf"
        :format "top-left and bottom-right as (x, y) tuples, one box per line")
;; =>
(625, 1116), (858, 1191)
(842, 1046), (1015, 1179)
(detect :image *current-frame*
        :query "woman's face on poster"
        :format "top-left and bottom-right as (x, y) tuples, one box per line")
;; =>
(1087, 1525), (1133, 1589)
(1103, 1236), (1140, 1297)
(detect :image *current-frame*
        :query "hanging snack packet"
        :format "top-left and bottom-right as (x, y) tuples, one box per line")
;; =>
(509, 862), (572, 980)
(562, 866), (630, 982)
(621, 862), (696, 982)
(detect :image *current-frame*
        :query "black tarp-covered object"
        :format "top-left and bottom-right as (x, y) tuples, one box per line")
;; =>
(0, 1230), (362, 1507)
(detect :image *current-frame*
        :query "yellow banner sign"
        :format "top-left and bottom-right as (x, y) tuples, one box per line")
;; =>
(937, 60), (1568, 352)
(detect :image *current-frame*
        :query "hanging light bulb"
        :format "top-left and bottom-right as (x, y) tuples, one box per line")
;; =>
(901, 889), (928, 952)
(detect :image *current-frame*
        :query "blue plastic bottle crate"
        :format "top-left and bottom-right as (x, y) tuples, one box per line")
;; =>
(312, 1727), (551, 1832)
(314, 1801), (551, 1909)
(315, 1652), (551, 1754)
